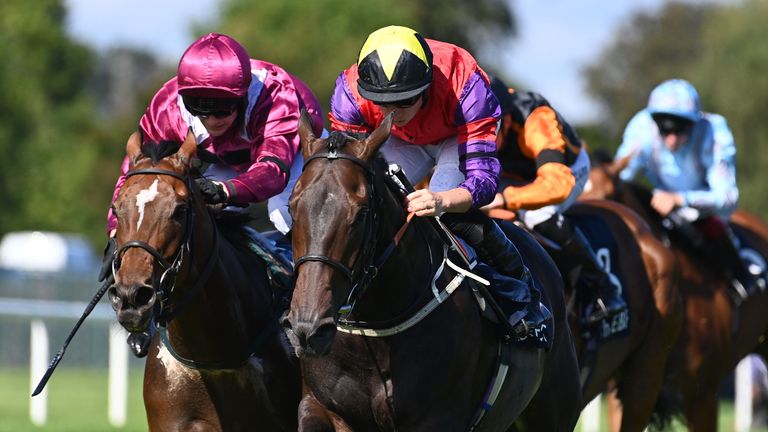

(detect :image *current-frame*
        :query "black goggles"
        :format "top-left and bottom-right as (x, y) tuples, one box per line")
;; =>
(183, 96), (241, 119)
(373, 93), (423, 109)
(651, 113), (694, 136)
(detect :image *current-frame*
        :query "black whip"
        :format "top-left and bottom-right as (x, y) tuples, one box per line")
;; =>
(31, 276), (113, 396)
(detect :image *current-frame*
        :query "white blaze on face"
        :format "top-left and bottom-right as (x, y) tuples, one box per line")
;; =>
(136, 179), (160, 230)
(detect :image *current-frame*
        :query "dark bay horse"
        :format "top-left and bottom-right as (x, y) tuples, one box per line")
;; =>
(490, 199), (682, 431)
(107, 131), (300, 431)
(280, 112), (582, 431)
(583, 154), (768, 431)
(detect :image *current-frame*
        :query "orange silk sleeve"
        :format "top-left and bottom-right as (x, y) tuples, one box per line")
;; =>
(502, 163), (576, 211)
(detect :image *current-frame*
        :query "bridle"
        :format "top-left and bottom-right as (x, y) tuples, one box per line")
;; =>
(294, 138), (413, 317)
(111, 167), (219, 324)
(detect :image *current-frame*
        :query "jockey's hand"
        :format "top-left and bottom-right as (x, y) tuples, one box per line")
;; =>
(651, 190), (683, 217)
(406, 189), (446, 217)
(195, 177), (230, 205)
(98, 237), (117, 282)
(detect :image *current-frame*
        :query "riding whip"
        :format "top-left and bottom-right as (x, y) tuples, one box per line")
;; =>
(31, 275), (113, 396)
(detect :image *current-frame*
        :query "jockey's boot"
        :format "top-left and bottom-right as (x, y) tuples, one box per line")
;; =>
(463, 214), (552, 341)
(706, 223), (765, 304)
(507, 266), (551, 342)
(681, 216), (768, 305)
(560, 228), (627, 325)
(127, 331), (151, 358)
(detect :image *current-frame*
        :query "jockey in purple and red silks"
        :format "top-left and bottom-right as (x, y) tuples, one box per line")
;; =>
(100, 32), (324, 357)
(329, 25), (551, 343)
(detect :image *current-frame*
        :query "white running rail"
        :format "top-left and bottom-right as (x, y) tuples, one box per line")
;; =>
(0, 297), (128, 427)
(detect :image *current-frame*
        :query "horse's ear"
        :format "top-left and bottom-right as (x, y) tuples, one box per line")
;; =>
(126, 131), (142, 167)
(360, 112), (393, 161)
(177, 129), (197, 166)
(298, 109), (323, 159)
(609, 151), (634, 178)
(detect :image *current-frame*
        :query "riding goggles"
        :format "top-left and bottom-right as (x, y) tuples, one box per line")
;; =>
(651, 113), (694, 136)
(373, 92), (423, 109)
(183, 96), (241, 118)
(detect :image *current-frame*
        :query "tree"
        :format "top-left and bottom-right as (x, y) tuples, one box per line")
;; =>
(690, 0), (768, 215)
(0, 0), (100, 237)
(583, 2), (717, 136)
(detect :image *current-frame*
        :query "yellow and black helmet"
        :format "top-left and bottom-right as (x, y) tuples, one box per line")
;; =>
(356, 26), (433, 103)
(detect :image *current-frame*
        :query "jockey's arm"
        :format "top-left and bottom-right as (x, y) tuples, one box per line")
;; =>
(406, 187), (472, 217)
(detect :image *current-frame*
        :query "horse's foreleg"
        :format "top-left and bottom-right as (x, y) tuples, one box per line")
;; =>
(684, 394), (719, 432)
(298, 395), (352, 432)
(604, 386), (622, 432)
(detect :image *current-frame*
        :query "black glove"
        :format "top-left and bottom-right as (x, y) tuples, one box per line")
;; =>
(98, 237), (117, 282)
(195, 177), (229, 205)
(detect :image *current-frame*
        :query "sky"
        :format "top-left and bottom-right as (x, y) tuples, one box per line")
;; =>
(64, 0), (725, 124)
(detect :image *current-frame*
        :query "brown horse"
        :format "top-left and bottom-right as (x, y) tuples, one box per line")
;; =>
(107, 131), (300, 431)
(583, 154), (768, 431)
(279, 112), (582, 431)
(491, 199), (681, 431)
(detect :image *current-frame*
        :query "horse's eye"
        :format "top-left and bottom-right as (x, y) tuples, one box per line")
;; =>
(172, 204), (188, 221)
(111, 204), (123, 220)
(352, 207), (369, 227)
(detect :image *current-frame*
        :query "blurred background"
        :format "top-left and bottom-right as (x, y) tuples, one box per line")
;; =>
(1, 0), (767, 430)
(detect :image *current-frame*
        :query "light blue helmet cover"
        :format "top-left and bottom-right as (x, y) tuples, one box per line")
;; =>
(647, 79), (701, 122)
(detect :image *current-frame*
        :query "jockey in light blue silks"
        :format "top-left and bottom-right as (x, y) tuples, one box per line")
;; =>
(616, 78), (764, 302)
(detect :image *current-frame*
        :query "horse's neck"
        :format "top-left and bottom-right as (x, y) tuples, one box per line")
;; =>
(167, 208), (273, 354)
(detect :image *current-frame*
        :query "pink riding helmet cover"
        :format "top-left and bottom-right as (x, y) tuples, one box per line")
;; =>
(177, 33), (252, 98)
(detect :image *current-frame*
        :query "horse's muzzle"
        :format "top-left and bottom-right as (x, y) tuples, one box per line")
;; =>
(108, 283), (156, 332)
(280, 314), (337, 359)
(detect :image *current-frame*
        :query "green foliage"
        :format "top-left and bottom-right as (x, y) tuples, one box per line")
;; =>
(0, 0), (103, 240)
(689, 0), (768, 215)
(584, 2), (716, 136)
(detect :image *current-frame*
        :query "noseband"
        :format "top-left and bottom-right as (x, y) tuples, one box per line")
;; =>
(112, 167), (218, 323)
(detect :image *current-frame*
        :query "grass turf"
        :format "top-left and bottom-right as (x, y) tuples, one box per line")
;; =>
(0, 367), (146, 432)
(3, 366), (768, 431)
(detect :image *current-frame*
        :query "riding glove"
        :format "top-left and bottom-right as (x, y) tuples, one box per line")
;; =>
(195, 177), (230, 205)
(98, 237), (117, 282)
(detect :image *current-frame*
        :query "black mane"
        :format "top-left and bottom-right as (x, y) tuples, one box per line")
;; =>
(327, 130), (367, 150)
(140, 140), (182, 164)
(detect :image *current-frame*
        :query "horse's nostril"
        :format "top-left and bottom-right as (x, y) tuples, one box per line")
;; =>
(133, 286), (155, 307)
(279, 313), (292, 330)
(107, 287), (121, 311)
